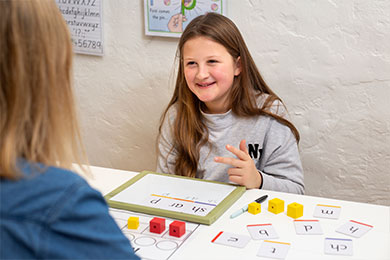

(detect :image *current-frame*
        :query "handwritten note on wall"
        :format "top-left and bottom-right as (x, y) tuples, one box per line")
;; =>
(56, 0), (103, 56)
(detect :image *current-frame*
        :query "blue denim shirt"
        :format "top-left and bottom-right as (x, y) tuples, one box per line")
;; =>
(0, 161), (140, 259)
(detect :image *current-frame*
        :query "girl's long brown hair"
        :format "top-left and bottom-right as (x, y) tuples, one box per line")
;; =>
(158, 13), (299, 178)
(0, 0), (87, 179)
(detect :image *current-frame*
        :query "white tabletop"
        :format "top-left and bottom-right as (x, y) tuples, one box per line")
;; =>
(84, 165), (390, 260)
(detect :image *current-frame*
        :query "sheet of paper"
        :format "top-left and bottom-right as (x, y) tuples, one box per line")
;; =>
(56, 0), (103, 55)
(109, 208), (200, 260)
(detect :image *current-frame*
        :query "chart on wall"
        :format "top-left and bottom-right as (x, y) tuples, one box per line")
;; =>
(144, 0), (227, 38)
(56, 0), (104, 56)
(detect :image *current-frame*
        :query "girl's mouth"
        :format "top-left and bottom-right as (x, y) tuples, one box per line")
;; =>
(196, 82), (215, 88)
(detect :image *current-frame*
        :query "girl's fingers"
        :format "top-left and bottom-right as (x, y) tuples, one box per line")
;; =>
(227, 167), (243, 176)
(239, 139), (248, 153)
(226, 144), (250, 160)
(214, 156), (245, 168)
(228, 174), (243, 185)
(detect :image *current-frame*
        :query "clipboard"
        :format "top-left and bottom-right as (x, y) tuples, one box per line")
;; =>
(105, 171), (245, 225)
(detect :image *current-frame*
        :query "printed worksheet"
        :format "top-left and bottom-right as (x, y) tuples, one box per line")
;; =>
(110, 208), (200, 260)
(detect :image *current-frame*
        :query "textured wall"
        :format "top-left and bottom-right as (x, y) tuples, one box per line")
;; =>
(74, 0), (390, 205)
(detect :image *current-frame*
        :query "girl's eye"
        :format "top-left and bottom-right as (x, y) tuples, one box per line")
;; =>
(186, 61), (196, 66)
(208, 59), (218, 64)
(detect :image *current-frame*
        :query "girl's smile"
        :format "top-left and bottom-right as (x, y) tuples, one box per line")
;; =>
(196, 81), (216, 88)
(182, 36), (241, 114)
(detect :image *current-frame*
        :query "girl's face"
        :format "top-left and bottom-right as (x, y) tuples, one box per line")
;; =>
(182, 36), (241, 114)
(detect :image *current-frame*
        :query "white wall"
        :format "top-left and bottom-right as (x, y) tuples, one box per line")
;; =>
(74, 0), (390, 206)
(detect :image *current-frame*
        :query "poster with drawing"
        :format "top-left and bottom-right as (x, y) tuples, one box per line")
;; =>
(144, 0), (226, 38)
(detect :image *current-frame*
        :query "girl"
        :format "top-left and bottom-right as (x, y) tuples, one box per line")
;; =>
(157, 13), (304, 194)
(0, 1), (139, 259)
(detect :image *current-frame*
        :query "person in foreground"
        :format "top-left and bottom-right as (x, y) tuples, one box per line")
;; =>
(157, 13), (304, 194)
(0, 1), (139, 259)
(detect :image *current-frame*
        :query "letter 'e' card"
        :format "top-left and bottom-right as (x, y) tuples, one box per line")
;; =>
(211, 231), (251, 248)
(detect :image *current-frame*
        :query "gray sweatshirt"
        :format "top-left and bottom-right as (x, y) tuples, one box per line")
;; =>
(157, 94), (304, 194)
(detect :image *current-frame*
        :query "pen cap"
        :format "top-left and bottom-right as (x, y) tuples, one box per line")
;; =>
(255, 195), (268, 203)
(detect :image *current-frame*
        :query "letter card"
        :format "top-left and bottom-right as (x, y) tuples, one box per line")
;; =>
(211, 231), (251, 248)
(247, 224), (279, 240)
(257, 240), (291, 259)
(336, 220), (373, 238)
(324, 238), (353, 256)
(313, 204), (341, 219)
(294, 220), (323, 235)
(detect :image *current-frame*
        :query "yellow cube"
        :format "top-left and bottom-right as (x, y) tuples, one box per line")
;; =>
(127, 216), (139, 229)
(287, 202), (303, 219)
(248, 202), (261, 215)
(268, 198), (284, 214)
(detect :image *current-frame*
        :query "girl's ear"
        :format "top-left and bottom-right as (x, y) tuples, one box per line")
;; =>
(234, 56), (242, 76)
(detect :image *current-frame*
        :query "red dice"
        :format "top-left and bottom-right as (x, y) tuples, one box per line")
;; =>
(169, 220), (186, 237)
(150, 217), (165, 234)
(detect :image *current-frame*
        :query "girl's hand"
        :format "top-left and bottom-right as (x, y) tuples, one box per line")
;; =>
(214, 140), (262, 189)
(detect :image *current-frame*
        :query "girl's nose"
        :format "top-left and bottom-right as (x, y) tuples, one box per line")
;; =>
(196, 64), (209, 79)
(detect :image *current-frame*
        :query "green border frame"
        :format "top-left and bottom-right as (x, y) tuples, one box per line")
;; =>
(105, 171), (245, 225)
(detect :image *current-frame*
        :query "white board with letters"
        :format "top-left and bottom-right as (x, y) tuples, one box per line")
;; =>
(105, 171), (245, 225)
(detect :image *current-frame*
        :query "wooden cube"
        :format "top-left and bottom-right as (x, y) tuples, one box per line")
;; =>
(150, 217), (165, 234)
(248, 202), (261, 215)
(169, 220), (186, 237)
(268, 198), (284, 214)
(127, 216), (139, 229)
(287, 202), (303, 219)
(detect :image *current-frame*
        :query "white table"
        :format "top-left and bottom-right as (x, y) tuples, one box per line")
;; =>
(85, 165), (390, 260)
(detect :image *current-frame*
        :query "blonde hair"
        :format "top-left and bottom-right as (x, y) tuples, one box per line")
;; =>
(0, 0), (87, 179)
(159, 13), (299, 178)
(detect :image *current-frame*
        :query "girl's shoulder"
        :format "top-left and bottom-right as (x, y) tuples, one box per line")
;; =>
(160, 105), (179, 133)
(166, 104), (178, 117)
(162, 105), (178, 124)
(255, 93), (288, 118)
